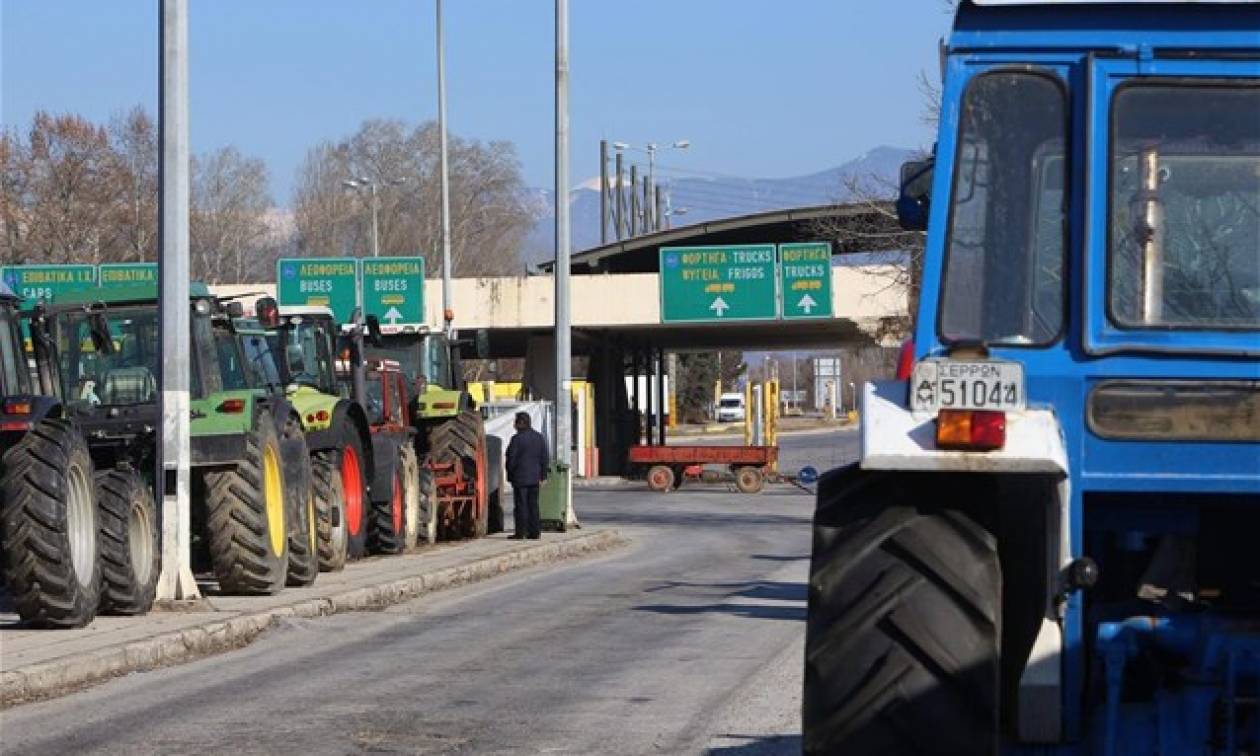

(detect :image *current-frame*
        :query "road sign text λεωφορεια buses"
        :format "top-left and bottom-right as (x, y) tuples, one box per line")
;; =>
(360, 256), (425, 327)
(276, 257), (359, 322)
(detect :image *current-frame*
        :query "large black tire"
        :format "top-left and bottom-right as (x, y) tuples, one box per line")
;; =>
(96, 468), (159, 615)
(369, 447), (408, 555)
(283, 437), (318, 587)
(336, 420), (371, 559)
(416, 460), (437, 546)
(427, 411), (487, 540)
(804, 468), (1001, 756)
(0, 420), (100, 628)
(202, 421), (288, 595)
(312, 453), (348, 571)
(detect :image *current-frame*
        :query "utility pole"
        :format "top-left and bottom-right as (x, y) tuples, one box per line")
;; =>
(614, 151), (625, 240)
(629, 164), (639, 237)
(554, 0), (575, 525)
(599, 139), (609, 244)
(369, 182), (380, 257)
(156, 0), (199, 602)
(437, 0), (454, 329)
(654, 185), (663, 232)
(641, 176), (650, 233)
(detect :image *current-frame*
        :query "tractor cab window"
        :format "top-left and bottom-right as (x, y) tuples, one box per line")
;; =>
(239, 334), (282, 389)
(282, 320), (336, 393)
(58, 307), (160, 409)
(0, 308), (27, 394)
(214, 331), (249, 391)
(425, 335), (451, 387)
(1109, 83), (1260, 329)
(939, 70), (1068, 345)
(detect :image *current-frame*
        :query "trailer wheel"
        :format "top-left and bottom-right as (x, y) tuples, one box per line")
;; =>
(400, 444), (421, 547)
(203, 421), (288, 595)
(646, 465), (675, 492)
(416, 460), (437, 546)
(370, 453), (408, 555)
(96, 468), (159, 615)
(803, 469), (1000, 755)
(312, 453), (348, 571)
(734, 466), (764, 494)
(337, 421), (370, 559)
(283, 435), (318, 587)
(427, 410), (488, 540)
(0, 419), (100, 628)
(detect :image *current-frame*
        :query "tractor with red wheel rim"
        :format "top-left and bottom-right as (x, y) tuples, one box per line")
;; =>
(259, 302), (374, 568)
(363, 328), (501, 543)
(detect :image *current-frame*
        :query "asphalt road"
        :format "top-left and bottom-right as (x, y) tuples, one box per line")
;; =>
(1, 429), (858, 755)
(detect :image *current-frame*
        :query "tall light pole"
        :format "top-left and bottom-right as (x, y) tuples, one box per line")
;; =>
(343, 177), (406, 257)
(437, 0), (454, 329)
(612, 139), (689, 231)
(157, 0), (199, 601)
(554, 0), (575, 526)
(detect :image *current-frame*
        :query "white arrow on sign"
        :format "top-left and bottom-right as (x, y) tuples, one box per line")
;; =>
(709, 296), (730, 318)
(797, 293), (818, 314)
(383, 306), (404, 325)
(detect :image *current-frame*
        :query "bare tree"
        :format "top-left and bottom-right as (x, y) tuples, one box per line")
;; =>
(293, 119), (537, 276)
(190, 147), (274, 284)
(108, 107), (158, 263)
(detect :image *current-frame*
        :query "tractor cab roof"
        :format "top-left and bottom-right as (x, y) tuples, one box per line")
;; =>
(276, 305), (336, 321)
(954, 0), (1260, 47)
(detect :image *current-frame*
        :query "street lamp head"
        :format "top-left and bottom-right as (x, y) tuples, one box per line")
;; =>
(388, 177), (408, 186)
(612, 141), (629, 151)
(342, 179), (361, 189)
(358, 176), (371, 185)
(672, 140), (691, 149)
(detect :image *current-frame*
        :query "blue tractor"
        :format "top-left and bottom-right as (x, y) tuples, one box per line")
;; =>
(803, 2), (1259, 754)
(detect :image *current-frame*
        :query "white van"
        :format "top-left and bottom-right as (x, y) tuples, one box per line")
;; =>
(716, 392), (746, 423)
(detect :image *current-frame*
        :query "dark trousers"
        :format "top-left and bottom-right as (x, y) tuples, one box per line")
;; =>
(513, 484), (541, 538)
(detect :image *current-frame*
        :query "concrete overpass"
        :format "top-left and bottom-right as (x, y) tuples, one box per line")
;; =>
(213, 264), (907, 357)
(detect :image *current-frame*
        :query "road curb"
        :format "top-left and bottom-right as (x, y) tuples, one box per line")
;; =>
(0, 529), (628, 708)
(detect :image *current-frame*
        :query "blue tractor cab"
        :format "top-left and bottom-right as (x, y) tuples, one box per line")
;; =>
(804, 2), (1259, 754)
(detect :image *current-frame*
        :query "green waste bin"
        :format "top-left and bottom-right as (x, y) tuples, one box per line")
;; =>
(539, 462), (570, 532)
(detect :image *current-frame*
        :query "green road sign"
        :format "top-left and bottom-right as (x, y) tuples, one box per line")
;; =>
(276, 257), (359, 322)
(99, 262), (158, 288)
(361, 256), (425, 327)
(1, 264), (97, 306)
(779, 242), (833, 319)
(659, 244), (778, 322)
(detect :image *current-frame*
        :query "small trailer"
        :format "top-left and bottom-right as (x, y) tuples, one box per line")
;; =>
(626, 444), (778, 494)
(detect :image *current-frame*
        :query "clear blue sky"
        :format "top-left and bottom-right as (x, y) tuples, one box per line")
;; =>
(1, 1), (951, 206)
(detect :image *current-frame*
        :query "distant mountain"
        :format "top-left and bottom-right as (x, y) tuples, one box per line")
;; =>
(521, 145), (917, 268)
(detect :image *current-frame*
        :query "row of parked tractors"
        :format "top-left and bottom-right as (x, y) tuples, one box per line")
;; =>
(0, 280), (501, 628)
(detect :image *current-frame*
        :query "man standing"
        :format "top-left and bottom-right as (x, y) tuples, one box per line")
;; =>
(505, 411), (548, 539)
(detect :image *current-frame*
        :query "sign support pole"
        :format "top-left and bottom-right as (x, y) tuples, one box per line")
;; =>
(436, 0), (454, 331)
(156, 0), (199, 602)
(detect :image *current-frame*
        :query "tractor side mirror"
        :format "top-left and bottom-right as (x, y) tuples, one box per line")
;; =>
(896, 158), (934, 231)
(474, 328), (491, 360)
(255, 296), (280, 328)
(365, 315), (382, 346)
(88, 311), (115, 355)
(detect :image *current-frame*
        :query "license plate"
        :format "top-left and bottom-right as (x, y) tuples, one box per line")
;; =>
(910, 359), (1026, 413)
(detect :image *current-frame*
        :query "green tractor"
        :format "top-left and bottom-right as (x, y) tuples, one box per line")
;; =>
(259, 302), (374, 568)
(17, 284), (310, 604)
(364, 328), (502, 542)
(0, 281), (108, 628)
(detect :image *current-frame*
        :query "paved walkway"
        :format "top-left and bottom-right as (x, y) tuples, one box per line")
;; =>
(0, 529), (622, 705)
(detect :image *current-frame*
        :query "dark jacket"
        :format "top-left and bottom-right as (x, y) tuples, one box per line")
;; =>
(506, 427), (549, 487)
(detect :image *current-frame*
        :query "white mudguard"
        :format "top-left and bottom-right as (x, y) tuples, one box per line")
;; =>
(860, 379), (1072, 743)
